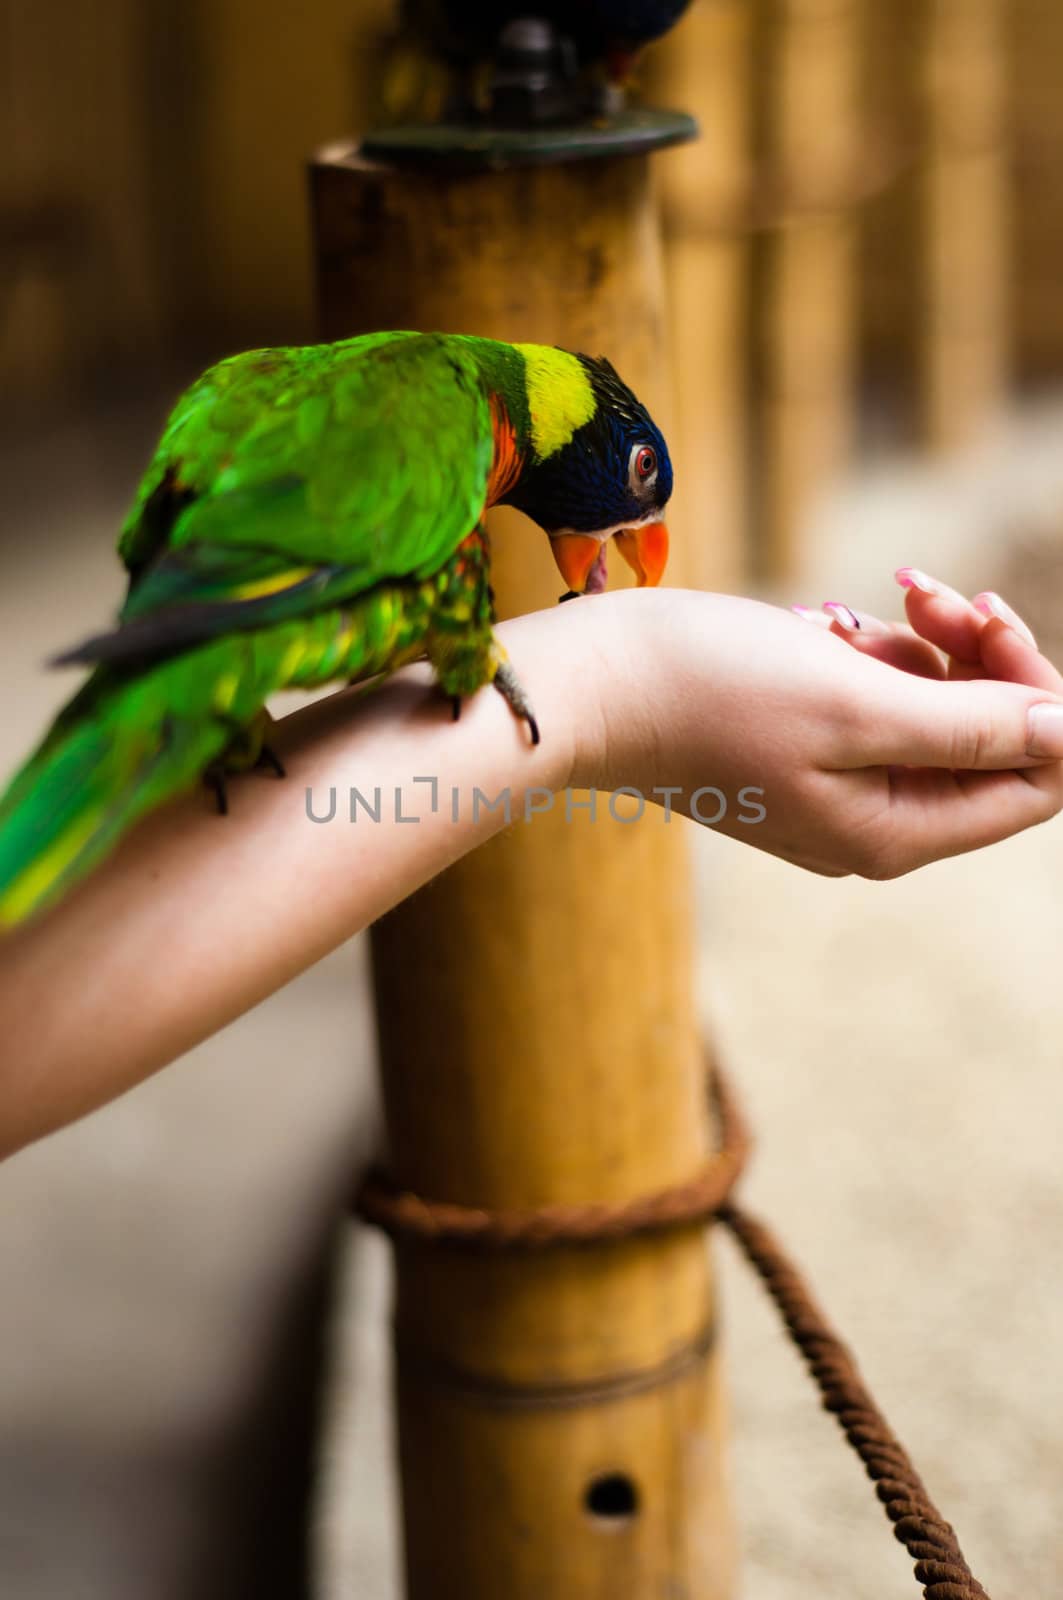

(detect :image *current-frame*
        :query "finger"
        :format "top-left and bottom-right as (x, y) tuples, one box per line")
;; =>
(894, 572), (1043, 685)
(795, 600), (944, 675)
(821, 603), (945, 679)
(975, 614), (1063, 695)
(883, 764), (1063, 871)
(842, 667), (1063, 771)
(895, 568), (986, 665)
(971, 590), (1037, 647)
(944, 593), (1054, 686)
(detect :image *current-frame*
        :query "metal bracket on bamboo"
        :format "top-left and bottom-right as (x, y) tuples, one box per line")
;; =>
(361, 108), (698, 172)
(355, 1064), (994, 1600)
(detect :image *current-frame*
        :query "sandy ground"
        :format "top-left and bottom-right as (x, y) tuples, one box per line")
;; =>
(2, 399), (1063, 1597)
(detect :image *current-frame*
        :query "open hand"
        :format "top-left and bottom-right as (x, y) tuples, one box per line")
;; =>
(574, 579), (1063, 878)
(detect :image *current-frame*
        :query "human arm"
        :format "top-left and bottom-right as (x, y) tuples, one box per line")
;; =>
(1, 579), (1061, 1156)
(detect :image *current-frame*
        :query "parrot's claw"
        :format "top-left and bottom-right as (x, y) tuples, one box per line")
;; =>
(255, 744), (287, 779)
(204, 725), (285, 814)
(451, 696), (462, 722)
(493, 660), (541, 746)
(558, 589), (580, 603)
(204, 767), (229, 816)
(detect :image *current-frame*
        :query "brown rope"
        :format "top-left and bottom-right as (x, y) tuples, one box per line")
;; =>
(355, 1065), (992, 1599)
(719, 1202), (989, 1600)
(355, 1065), (751, 1247)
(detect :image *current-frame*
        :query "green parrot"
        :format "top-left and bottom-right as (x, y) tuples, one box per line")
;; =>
(0, 331), (672, 928)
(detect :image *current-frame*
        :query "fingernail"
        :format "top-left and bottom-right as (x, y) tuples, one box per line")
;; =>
(895, 567), (939, 595)
(822, 603), (894, 637)
(1026, 703), (1063, 758)
(972, 591), (1037, 648)
(823, 602), (860, 631)
(791, 605), (831, 628)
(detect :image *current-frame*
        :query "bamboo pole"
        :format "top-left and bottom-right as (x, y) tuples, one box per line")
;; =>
(1013, 0), (1063, 380)
(920, 0), (1011, 450)
(646, 0), (755, 595)
(856, 0), (922, 420)
(755, 0), (860, 585)
(310, 150), (734, 1597)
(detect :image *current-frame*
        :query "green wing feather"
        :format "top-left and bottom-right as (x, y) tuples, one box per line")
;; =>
(76, 329), (496, 661)
(0, 330), (502, 925)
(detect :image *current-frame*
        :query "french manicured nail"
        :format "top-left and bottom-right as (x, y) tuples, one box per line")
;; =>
(823, 602), (860, 631)
(791, 605), (831, 628)
(972, 591), (1037, 648)
(1026, 703), (1063, 758)
(895, 567), (940, 595)
(822, 603), (893, 636)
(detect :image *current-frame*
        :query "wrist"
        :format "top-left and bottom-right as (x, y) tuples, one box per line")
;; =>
(560, 587), (757, 800)
(560, 588), (665, 793)
(493, 594), (636, 794)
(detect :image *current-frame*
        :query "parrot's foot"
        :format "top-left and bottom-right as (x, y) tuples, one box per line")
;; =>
(255, 744), (287, 780)
(493, 660), (541, 746)
(204, 766), (230, 817)
(451, 695), (462, 722)
(204, 714), (286, 815)
(202, 746), (283, 816)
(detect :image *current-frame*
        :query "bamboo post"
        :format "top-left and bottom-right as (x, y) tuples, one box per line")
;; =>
(646, 0), (755, 594)
(755, 0), (860, 585)
(856, 0), (922, 420)
(1012, 0), (1063, 380)
(920, 0), (1011, 450)
(310, 149), (734, 1597)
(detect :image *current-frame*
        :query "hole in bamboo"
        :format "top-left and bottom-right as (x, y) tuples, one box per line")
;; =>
(584, 1471), (640, 1524)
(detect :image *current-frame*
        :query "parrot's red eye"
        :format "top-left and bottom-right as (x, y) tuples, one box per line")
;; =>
(633, 445), (657, 484)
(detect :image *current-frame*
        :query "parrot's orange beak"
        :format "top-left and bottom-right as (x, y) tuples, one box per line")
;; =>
(614, 521), (669, 587)
(550, 533), (604, 596)
(551, 523), (669, 597)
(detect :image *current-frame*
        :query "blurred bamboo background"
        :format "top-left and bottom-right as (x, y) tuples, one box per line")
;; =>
(5, 0), (1063, 579)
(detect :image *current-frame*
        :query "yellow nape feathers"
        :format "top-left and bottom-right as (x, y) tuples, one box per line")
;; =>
(515, 345), (595, 462)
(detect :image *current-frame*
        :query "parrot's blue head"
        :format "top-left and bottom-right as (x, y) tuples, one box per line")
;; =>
(502, 348), (672, 596)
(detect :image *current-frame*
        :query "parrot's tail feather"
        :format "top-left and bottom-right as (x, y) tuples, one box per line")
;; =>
(2, 587), (429, 928)
(50, 563), (350, 668)
(0, 669), (230, 929)
(51, 599), (295, 666)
